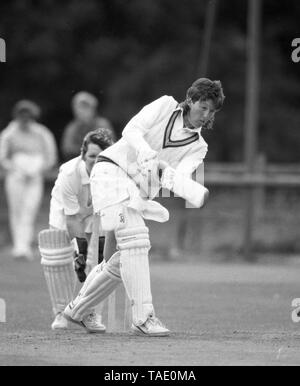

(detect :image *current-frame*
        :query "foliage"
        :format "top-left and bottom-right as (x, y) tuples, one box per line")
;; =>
(0, 0), (299, 162)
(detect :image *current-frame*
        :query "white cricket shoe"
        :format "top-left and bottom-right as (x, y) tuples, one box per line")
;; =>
(82, 312), (106, 333)
(51, 312), (68, 330)
(131, 315), (170, 337)
(63, 305), (106, 334)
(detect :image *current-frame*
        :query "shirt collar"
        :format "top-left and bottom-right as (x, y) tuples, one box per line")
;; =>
(79, 159), (90, 185)
(184, 126), (202, 135)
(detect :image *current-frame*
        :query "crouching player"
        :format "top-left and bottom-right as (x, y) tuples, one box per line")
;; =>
(63, 78), (225, 336)
(39, 128), (114, 330)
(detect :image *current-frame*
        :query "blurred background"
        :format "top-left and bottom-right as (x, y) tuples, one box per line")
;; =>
(0, 0), (299, 261)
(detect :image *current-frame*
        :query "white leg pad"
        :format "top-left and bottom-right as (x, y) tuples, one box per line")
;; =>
(116, 226), (154, 326)
(39, 229), (76, 315)
(70, 252), (122, 320)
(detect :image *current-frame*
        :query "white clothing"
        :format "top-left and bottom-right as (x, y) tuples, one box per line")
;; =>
(5, 172), (43, 257)
(49, 156), (93, 234)
(100, 95), (208, 199)
(71, 95), (209, 326)
(91, 162), (169, 223)
(0, 120), (57, 258)
(0, 121), (57, 172)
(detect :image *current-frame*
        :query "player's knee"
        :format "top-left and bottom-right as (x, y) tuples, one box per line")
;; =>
(103, 252), (121, 280)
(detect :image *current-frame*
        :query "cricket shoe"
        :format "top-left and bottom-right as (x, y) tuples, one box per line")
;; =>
(51, 312), (68, 330)
(131, 315), (170, 337)
(63, 305), (106, 333)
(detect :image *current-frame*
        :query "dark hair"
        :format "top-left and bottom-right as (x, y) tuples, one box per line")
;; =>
(186, 78), (225, 110)
(81, 128), (114, 158)
(181, 78), (225, 130)
(12, 100), (41, 120)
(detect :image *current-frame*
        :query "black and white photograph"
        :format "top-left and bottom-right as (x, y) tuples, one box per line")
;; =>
(0, 0), (300, 368)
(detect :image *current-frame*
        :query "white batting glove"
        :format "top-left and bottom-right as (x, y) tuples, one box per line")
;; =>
(161, 166), (176, 191)
(137, 149), (158, 176)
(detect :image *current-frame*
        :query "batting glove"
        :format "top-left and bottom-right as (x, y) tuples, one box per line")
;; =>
(74, 253), (87, 283)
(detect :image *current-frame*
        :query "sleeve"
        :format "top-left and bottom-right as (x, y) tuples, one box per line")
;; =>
(40, 126), (58, 170)
(122, 95), (177, 153)
(176, 144), (208, 179)
(0, 129), (13, 171)
(59, 173), (80, 215)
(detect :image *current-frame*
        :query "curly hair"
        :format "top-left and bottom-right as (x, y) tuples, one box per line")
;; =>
(181, 78), (225, 130)
(81, 128), (114, 158)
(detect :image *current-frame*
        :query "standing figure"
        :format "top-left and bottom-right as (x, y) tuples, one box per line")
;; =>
(0, 100), (57, 261)
(61, 91), (116, 161)
(41, 128), (115, 330)
(63, 78), (225, 336)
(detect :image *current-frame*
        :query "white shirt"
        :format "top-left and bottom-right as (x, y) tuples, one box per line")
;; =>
(0, 120), (57, 174)
(100, 95), (208, 198)
(49, 156), (92, 231)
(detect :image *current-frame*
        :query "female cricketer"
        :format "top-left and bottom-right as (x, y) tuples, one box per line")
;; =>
(63, 78), (225, 336)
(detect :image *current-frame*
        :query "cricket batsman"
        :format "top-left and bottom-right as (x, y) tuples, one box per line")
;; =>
(39, 128), (114, 330)
(63, 78), (225, 336)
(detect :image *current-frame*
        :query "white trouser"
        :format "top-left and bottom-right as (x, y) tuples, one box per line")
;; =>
(68, 206), (154, 325)
(5, 172), (43, 257)
(72, 161), (164, 325)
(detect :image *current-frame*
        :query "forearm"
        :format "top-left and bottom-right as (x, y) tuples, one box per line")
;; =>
(0, 158), (14, 172)
(0, 138), (12, 171)
(43, 153), (57, 172)
(122, 126), (153, 153)
(44, 141), (58, 171)
(78, 205), (93, 221)
(159, 161), (209, 208)
(66, 215), (85, 240)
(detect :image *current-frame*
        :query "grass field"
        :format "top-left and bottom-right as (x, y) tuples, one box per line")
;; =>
(1, 248), (300, 366)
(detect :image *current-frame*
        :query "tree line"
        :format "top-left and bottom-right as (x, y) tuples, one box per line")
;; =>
(0, 0), (299, 162)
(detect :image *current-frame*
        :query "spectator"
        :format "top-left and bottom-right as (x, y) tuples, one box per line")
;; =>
(61, 91), (115, 161)
(0, 100), (58, 261)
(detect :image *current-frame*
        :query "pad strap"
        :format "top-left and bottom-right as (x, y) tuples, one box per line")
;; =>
(39, 229), (74, 266)
(116, 226), (150, 250)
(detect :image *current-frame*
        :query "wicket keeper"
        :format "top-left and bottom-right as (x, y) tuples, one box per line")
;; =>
(40, 128), (114, 330)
